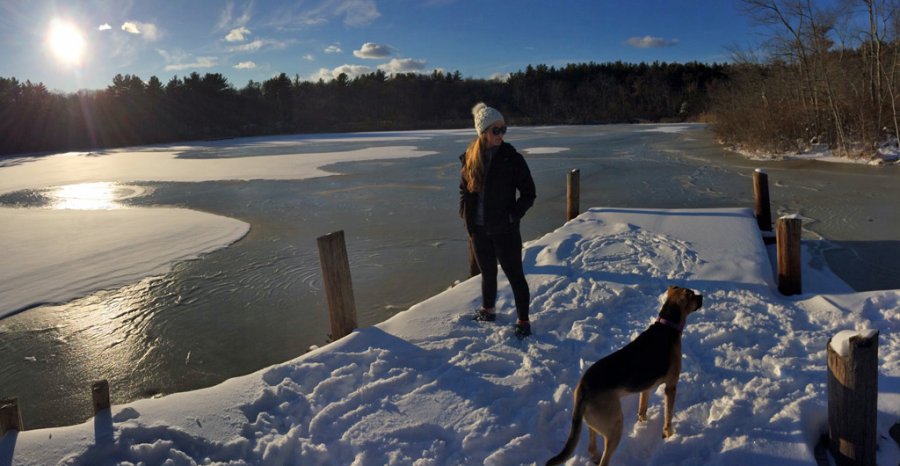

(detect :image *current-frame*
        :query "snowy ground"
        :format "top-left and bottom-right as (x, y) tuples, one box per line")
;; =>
(730, 141), (900, 165)
(4, 206), (898, 465)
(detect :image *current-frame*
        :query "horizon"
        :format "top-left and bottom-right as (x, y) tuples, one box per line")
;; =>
(0, 0), (767, 94)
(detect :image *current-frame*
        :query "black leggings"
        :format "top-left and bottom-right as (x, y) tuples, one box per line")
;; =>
(470, 228), (530, 321)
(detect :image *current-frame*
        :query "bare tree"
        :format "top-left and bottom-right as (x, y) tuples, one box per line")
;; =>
(739, 0), (856, 152)
(861, 0), (900, 145)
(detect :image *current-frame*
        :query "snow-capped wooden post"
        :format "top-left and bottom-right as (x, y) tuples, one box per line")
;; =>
(317, 230), (358, 340)
(753, 168), (772, 232)
(0, 397), (23, 435)
(92, 380), (111, 414)
(827, 329), (879, 466)
(566, 169), (580, 222)
(776, 215), (801, 295)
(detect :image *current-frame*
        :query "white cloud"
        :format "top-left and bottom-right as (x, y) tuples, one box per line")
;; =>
(377, 58), (426, 75)
(309, 64), (372, 82)
(353, 42), (392, 59)
(307, 68), (332, 82)
(626, 35), (679, 48)
(301, 17), (328, 27)
(217, 3), (235, 30)
(234, 61), (257, 69)
(98, 23), (111, 31)
(334, 63), (372, 78)
(159, 49), (218, 71)
(287, 0), (379, 28)
(141, 23), (160, 41)
(233, 40), (263, 52)
(303, 54), (315, 61)
(336, 0), (380, 26)
(324, 44), (342, 54)
(227, 39), (289, 53)
(164, 57), (217, 71)
(217, 1), (252, 30)
(489, 72), (510, 82)
(121, 21), (161, 41)
(226, 26), (251, 42)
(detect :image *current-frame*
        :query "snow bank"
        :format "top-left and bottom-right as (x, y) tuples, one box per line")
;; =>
(639, 124), (698, 134)
(6, 207), (898, 465)
(731, 143), (900, 165)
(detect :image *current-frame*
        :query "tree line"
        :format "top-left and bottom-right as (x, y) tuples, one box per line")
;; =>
(0, 61), (728, 157)
(6, 0), (900, 162)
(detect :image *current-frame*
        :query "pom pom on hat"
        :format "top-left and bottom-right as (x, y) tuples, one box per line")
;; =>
(472, 102), (504, 136)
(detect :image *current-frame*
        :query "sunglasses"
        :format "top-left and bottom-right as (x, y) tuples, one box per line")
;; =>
(490, 126), (508, 136)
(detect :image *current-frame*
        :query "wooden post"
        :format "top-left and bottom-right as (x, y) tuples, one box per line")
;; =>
(753, 168), (772, 231)
(827, 330), (879, 466)
(92, 380), (111, 414)
(0, 397), (23, 435)
(566, 169), (580, 222)
(317, 230), (358, 340)
(776, 216), (801, 295)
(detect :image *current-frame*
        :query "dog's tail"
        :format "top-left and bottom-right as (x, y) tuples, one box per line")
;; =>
(545, 382), (587, 466)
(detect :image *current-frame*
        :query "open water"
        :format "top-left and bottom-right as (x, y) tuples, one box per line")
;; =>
(0, 124), (897, 429)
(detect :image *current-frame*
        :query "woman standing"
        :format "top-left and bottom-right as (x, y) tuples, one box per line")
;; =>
(459, 103), (536, 338)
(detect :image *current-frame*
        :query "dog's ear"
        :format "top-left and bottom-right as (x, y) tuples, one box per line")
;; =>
(667, 285), (677, 296)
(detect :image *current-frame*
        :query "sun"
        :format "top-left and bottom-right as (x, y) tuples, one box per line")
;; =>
(47, 19), (85, 66)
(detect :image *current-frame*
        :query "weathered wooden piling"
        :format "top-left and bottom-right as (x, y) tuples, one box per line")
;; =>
(753, 168), (772, 232)
(566, 169), (580, 222)
(317, 230), (358, 340)
(92, 380), (111, 414)
(776, 215), (802, 295)
(827, 330), (879, 466)
(0, 397), (23, 435)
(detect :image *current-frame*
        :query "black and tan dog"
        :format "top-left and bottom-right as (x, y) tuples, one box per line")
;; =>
(546, 286), (703, 466)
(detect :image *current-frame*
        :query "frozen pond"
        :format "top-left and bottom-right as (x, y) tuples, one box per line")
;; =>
(0, 124), (897, 429)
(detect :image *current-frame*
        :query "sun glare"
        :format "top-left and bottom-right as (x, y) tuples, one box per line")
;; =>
(51, 182), (122, 210)
(47, 19), (85, 66)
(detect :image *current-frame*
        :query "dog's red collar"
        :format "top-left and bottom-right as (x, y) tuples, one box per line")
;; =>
(656, 317), (684, 333)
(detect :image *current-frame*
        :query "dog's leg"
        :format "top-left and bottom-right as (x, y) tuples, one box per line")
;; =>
(597, 418), (623, 466)
(587, 428), (600, 464)
(663, 383), (677, 438)
(584, 397), (623, 466)
(637, 389), (651, 422)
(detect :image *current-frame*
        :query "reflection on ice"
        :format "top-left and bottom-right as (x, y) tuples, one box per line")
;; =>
(52, 182), (119, 210)
(49, 182), (148, 210)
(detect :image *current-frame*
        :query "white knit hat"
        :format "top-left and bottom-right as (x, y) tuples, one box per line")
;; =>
(472, 102), (504, 136)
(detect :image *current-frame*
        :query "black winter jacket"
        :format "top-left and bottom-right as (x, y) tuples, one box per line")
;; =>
(459, 142), (536, 235)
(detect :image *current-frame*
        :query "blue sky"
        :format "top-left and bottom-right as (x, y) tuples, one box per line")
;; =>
(0, 0), (762, 94)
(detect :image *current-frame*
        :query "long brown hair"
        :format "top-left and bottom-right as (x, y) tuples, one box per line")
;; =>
(462, 132), (491, 192)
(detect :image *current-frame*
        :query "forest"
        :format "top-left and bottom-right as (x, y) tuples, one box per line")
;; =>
(0, 61), (726, 157)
